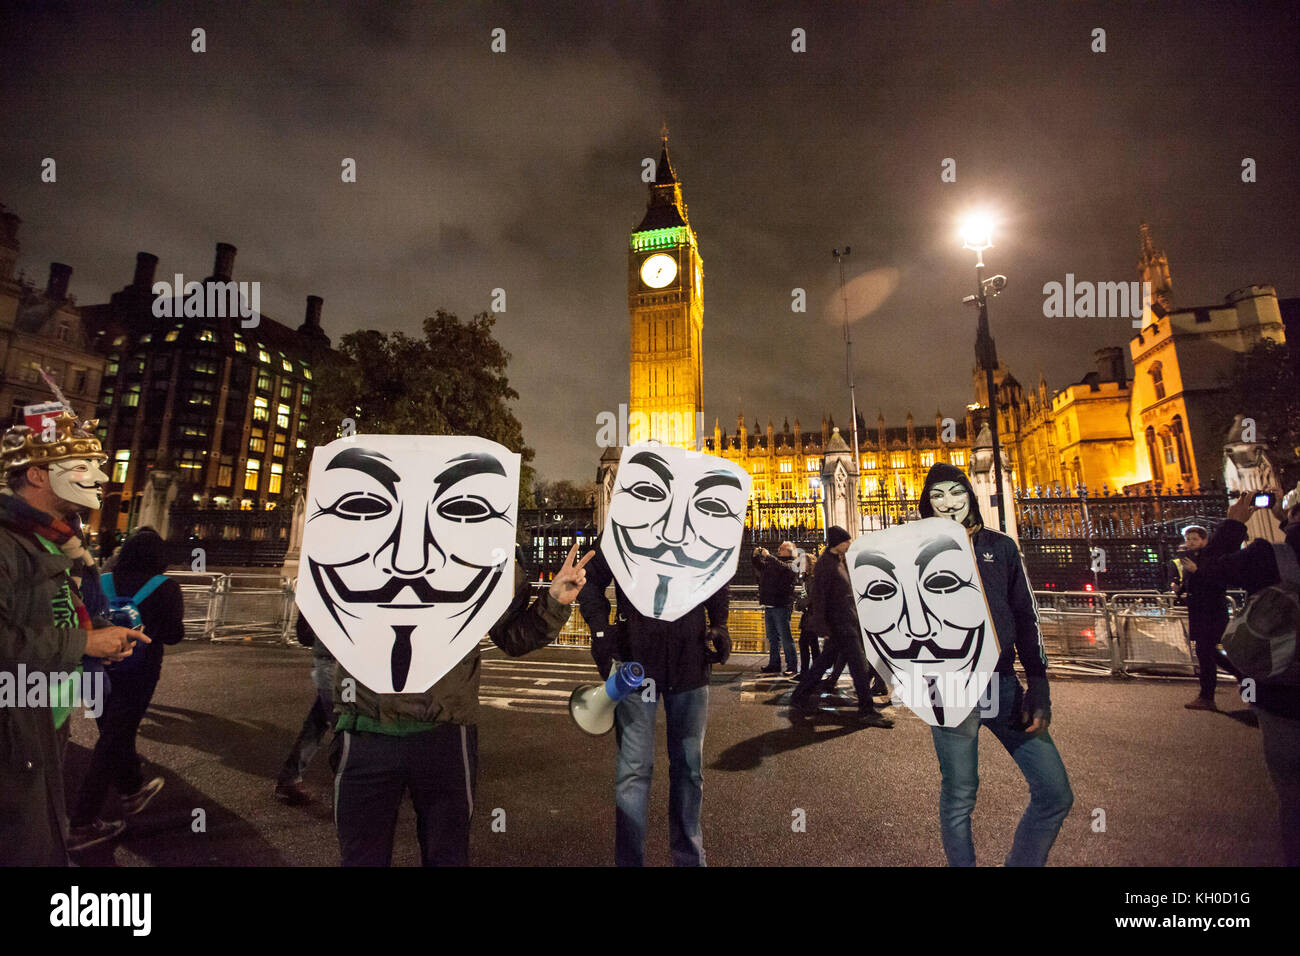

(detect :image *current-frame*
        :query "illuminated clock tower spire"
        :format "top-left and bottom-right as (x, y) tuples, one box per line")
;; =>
(627, 129), (703, 449)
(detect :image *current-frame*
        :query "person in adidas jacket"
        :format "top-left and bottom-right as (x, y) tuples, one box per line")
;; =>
(919, 463), (1073, 866)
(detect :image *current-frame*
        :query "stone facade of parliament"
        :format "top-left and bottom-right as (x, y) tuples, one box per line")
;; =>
(621, 145), (1293, 531)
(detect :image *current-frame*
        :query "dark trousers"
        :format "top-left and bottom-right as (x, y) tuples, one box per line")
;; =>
(798, 627), (821, 675)
(70, 671), (158, 826)
(792, 628), (878, 712)
(331, 723), (477, 867)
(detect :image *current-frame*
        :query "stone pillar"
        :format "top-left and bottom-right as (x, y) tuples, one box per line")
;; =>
(969, 423), (1018, 540)
(280, 488), (308, 580)
(136, 470), (178, 539)
(819, 426), (861, 536)
(595, 445), (622, 533)
(1223, 414), (1285, 544)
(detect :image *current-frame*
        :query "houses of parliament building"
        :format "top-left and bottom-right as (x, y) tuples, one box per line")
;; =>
(623, 139), (1293, 529)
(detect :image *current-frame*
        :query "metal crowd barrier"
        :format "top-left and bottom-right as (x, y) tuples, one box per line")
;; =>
(170, 573), (1242, 681)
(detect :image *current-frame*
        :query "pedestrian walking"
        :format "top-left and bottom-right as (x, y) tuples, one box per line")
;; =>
(274, 613), (337, 805)
(754, 542), (798, 675)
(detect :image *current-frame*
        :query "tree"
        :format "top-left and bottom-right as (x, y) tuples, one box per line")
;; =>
(1222, 338), (1299, 489)
(286, 346), (362, 499)
(320, 310), (536, 515)
(532, 478), (597, 508)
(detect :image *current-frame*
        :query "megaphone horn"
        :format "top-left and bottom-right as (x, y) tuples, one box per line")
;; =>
(570, 661), (646, 736)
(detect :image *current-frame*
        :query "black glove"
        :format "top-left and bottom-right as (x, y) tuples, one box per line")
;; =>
(705, 626), (731, 665)
(1023, 675), (1052, 727)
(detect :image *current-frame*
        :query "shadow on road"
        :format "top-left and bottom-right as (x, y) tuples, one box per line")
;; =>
(710, 715), (862, 772)
(139, 703), (289, 777)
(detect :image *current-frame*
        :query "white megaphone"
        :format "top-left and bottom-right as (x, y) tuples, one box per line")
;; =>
(570, 662), (646, 736)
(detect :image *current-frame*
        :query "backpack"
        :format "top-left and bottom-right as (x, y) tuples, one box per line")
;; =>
(1222, 543), (1300, 686)
(101, 572), (168, 674)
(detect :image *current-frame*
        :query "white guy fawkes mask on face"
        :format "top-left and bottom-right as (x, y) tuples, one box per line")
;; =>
(296, 435), (520, 694)
(928, 480), (970, 526)
(847, 517), (1000, 727)
(601, 443), (751, 621)
(49, 458), (108, 510)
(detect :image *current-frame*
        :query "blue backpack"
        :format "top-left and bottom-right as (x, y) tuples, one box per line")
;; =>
(102, 572), (168, 673)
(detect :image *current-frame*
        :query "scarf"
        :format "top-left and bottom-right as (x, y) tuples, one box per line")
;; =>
(0, 488), (96, 582)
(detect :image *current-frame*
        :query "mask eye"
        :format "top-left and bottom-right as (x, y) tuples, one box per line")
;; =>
(436, 495), (498, 523)
(923, 571), (965, 594)
(626, 481), (666, 502)
(861, 580), (897, 601)
(694, 497), (736, 519)
(323, 492), (391, 520)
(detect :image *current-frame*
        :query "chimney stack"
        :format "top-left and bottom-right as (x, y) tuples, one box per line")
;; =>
(209, 242), (237, 282)
(304, 295), (323, 328)
(133, 252), (159, 289)
(46, 262), (72, 301)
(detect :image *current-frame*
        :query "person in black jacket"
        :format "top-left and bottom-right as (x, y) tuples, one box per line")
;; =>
(1176, 523), (1243, 710)
(788, 526), (894, 727)
(753, 542), (798, 675)
(1184, 490), (1300, 865)
(67, 528), (183, 850)
(578, 538), (730, 866)
(919, 463), (1072, 866)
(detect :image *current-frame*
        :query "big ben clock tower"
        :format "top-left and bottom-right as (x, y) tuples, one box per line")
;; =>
(627, 132), (703, 448)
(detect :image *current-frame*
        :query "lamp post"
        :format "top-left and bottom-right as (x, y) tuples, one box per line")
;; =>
(832, 247), (861, 532)
(960, 215), (1008, 532)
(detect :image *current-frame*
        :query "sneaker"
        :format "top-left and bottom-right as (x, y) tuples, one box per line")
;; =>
(67, 818), (125, 852)
(1184, 696), (1217, 711)
(856, 710), (895, 729)
(274, 780), (314, 806)
(758, 665), (782, 675)
(120, 776), (165, 817)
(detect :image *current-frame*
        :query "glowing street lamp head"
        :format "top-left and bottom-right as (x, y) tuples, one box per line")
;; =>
(960, 213), (995, 253)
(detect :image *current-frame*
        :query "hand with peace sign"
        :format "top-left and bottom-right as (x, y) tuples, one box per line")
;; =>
(548, 542), (596, 605)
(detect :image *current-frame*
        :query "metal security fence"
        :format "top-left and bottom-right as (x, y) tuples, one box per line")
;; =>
(170, 573), (1242, 682)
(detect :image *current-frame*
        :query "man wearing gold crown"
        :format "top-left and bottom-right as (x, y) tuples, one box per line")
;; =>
(0, 408), (150, 865)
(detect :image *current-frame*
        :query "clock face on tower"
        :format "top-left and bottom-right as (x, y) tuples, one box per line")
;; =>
(640, 253), (678, 289)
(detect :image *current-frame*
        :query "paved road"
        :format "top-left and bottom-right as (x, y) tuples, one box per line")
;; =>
(64, 639), (1283, 866)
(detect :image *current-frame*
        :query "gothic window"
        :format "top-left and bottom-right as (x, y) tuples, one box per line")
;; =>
(1171, 415), (1191, 477)
(1145, 426), (1159, 479)
(1150, 362), (1166, 400)
(1160, 430), (1175, 466)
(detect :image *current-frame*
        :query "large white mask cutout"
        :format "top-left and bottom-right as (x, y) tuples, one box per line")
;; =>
(600, 443), (751, 621)
(49, 458), (108, 511)
(847, 517), (1001, 726)
(296, 435), (520, 694)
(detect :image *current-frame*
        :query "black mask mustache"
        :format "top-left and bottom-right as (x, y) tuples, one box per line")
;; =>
(319, 561), (493, 604)
(868, 623), (982, 662)
(615, 524), (729, 570)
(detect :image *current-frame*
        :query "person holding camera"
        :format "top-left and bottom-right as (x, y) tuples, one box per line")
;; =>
(1185, 487), (1300, 865)
(753, 542), (798, 676)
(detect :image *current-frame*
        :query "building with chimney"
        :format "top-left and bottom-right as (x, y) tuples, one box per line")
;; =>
(81, 242), (334, 535)
(0, 204), (108, 431)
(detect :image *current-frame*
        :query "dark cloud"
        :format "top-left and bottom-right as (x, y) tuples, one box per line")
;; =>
(2, 1), (1296, 482)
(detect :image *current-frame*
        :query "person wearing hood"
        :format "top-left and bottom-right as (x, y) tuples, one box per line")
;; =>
(1183, 488), (1300, 866)
(788, 525), (894, 727)
(919, 463), (1073, 867)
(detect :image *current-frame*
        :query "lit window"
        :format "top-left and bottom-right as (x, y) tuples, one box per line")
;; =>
(302, 365), (312, 381)
(281, 358), (292, 372)
(951, 451), (965, 467)
(106, 358), (120, 376)
(296, 438), (306, 451)
(1150, 362), (1166, 400)
(253, 397), (269, 421)
(165, 330), (180, 342)
(234, 339), (247, 354)
(217, 465), (233, 486)
(269, 463), (283, 494)
(779, 460), (792, 473)
(139, 334), (152, 344)
(244, 459), (261, 491)
(806, 458), (820, 471)
(112, 450), (130, 484)
(113, 335), (126, 346)
(276, 403), (290, 429)
(123, 385), (141, 408)
(280, 383), (292, 399)
(273, 439), (285, 458)
(249, 431), (266, 454)
(199, 328), (216, 343)
(258, 348), (271, 364)
(301, 389), (312, 407)
(256, 371), (271, 392)
(920, 452), (935, 467)
(890, 453), (905, 468)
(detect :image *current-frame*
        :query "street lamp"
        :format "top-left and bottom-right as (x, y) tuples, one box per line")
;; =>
(832, 246), (861, 533)
(959, 213), (1008, 532)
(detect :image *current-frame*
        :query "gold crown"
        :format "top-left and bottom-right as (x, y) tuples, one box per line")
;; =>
(1, 410), (106, 474)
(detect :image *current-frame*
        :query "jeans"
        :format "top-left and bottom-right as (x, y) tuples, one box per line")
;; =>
(929, 673), (1073, 866)
(278, 653), (336, 785)
(764, 605), (797, 670)
(331, 723), (477, 867)
(614, 682), (708, 866)
(70, 669), (160, 826)
(1256, 707), (1300, 866)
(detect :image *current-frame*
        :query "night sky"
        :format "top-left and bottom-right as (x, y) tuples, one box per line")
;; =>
(2, 1), (1296, 482)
